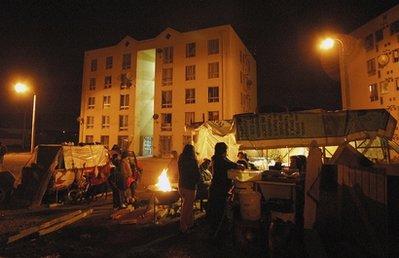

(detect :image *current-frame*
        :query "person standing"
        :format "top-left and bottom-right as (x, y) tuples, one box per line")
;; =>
(0, 142), (7, 170)
(108, 154), (125, 209)
(207, 142), (244, 234)
(120, 151), (133, 206)
(178, 144), (201, 233)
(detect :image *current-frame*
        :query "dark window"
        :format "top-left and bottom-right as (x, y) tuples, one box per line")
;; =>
(106, 56), (113, 69)
(186, 42), (196, 57)
(90, 59), (97, 72)
(369, 83), (378, 102)
(390, 20), (399, 35)
(367, 59), (376, 76)
(122, 53), (131, 69)
(208, 39), (219, 55)
(364, 34), (374, 51)
(375, 29), (383, 42)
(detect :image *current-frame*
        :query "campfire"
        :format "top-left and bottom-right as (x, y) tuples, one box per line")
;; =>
(155, 169), (172, 192)
(148, 169), (180, 205)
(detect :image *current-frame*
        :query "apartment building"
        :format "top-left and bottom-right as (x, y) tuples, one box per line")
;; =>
(343, 4), (399, 141)
(79, 25), (257, 156)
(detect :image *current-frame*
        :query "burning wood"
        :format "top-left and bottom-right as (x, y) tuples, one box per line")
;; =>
(155, 169), (172, 192)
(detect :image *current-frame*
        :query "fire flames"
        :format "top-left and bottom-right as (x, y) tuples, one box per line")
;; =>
(155, 169), (172, 192)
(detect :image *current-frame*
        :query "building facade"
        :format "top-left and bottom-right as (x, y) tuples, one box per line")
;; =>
(344, 4), (399, 141)
(79, 25), (257, 156)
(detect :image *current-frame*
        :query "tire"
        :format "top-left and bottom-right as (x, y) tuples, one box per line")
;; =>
(67, 189), (83, 204)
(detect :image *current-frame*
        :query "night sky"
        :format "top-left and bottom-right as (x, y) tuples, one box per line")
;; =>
(1, 0), (398, 136)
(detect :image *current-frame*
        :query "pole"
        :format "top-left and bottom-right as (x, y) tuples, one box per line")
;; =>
(336, 39), (350, 109)
(31, 94), (37, 153)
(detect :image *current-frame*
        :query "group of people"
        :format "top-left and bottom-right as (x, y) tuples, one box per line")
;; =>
(108, 145), (141, 209)
(177, 142), (245, 234)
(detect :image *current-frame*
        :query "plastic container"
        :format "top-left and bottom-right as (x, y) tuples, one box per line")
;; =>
(239, 191), (261, 221)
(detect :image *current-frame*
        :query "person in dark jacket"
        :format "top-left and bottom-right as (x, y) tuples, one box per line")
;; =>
(197, 158), (212, 200)
(108, 154), (125, 209)
(178, 144), (201, 233)
(207, 142), (244, 232)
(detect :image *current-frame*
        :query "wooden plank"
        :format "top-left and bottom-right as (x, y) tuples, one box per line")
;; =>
(38, 209), (93, 236)
(7, 210), (82, 244)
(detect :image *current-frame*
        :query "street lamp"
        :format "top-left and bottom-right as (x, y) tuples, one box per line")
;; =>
(14, 83), (37, 153)
(319, 36), (350, 109)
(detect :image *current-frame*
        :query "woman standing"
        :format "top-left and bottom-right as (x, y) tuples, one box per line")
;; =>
(178, 144), (201, 233)
(207, 142), (244, 233)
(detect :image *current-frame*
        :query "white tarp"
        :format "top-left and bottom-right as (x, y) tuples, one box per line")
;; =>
(192, 121), (240, 161)
(62, 145), (109, 169)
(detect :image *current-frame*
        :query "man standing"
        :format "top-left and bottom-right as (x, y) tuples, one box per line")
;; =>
(0, 142), (7, 170)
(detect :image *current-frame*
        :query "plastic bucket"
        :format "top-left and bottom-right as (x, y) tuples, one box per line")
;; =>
(239, 191), (261, 221)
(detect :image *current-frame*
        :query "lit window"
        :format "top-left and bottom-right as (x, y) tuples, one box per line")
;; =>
(185, 112), (195, 125)
(208, 39), (219, 55)
(208, 111), (219, 121)
(88, 97), (95, 109)
(208, 87), (219, 103)
(393, 49), (399, 63)
(185, 88), (195, 104)
(161, 91), (172, 108)
(380, 81), (389, 94)
(89, 78), (96, 90)
(85, 135), (94, 143)
(103, 96), (111, 108)
(86, 116), (94, 129)
(161, 113), (172, 131)
(90, 59), (97, 71)
(119, 115), (128, 131)
(163, 47), (173, 64)
(120, 94), (129, 110)
(159, 136), (172, 156)
(102, 116), (110, 128)
(186, 42), (196, 58)
(106, 56), (113, 69)
(122, 53), (131, 69)
(104, 76), (112, 88)
(367, 59), (376, 76)
(208, 62), (219, 79)
(364, 34), (374, 51)
(100, 135), (109, 147)
(369, 83), (379, 102)
(185, 65), (196, 80)
(162, 68), (173, 86)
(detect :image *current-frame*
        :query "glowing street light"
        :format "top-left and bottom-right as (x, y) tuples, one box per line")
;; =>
(318, 36), (350, 109)
(14, 83), (37, 153)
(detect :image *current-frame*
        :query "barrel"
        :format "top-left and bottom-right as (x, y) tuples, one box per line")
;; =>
(235, 181), (254, 194)
(239, 191), (261, 221)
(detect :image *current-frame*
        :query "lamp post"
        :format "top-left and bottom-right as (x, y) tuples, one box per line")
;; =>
(319, 37), (350, 109)
(14, 83), (37, 153)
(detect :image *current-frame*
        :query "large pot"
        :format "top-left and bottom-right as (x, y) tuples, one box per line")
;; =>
(147, 185), (180, 205)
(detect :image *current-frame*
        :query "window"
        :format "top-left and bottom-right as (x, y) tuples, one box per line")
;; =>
(393, 49), (399, 63)
(161, 113), (172, 131)
(106, 56), (113, 69)
(88, 97), (95, 109)
(119, 115), (128, 131)
(208, 62), (219, 79)
(100, 135), (109, 147)
(86, 116), (94, 129)
(208, 87), (219, 102)
(396, 77), (399, 90)
(364, 34), (374, 51)
(375, 29), (383, 42)
(103, 96), (111, 108)
(89, 78), (96, 90)
(163, 47), (173, 64)
(208, 111), (219, 121)
(380, 81), (389, 94)
(185, 65), (196, 80)
(118, 136), (129, 149)
(159, 136), (172, 156)
(185, 88), (195, 104)
(85, 135), (94, 143)
(102, 115), (110, 128)
(186, 42), (196, 57)
(183, 135), (192, 147)
(367, 58), (376, 76)
(90, 59), (97, 71)
(390, 20), (399, 35)
(240, 50), (243, 63)
(104, 76), (112, 88)
(208, 39), (219, 55)
(161, 91), (172, 108)
(162, 68), (173, 85)
(185, 112), (195, 125)
(122, 53), (131, 69)
(120, 73), (132, 88)
(369, 83), (378, 102)
(120, 94), (129, 110)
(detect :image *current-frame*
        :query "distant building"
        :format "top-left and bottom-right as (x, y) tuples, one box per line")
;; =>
(79, 25), (257, 156)
(346, 4), (399, 141)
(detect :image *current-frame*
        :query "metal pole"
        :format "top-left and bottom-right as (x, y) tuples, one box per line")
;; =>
(31, 94), (37, 153)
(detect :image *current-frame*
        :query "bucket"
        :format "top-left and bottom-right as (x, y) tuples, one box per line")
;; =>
(239, 191), (261, 221)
